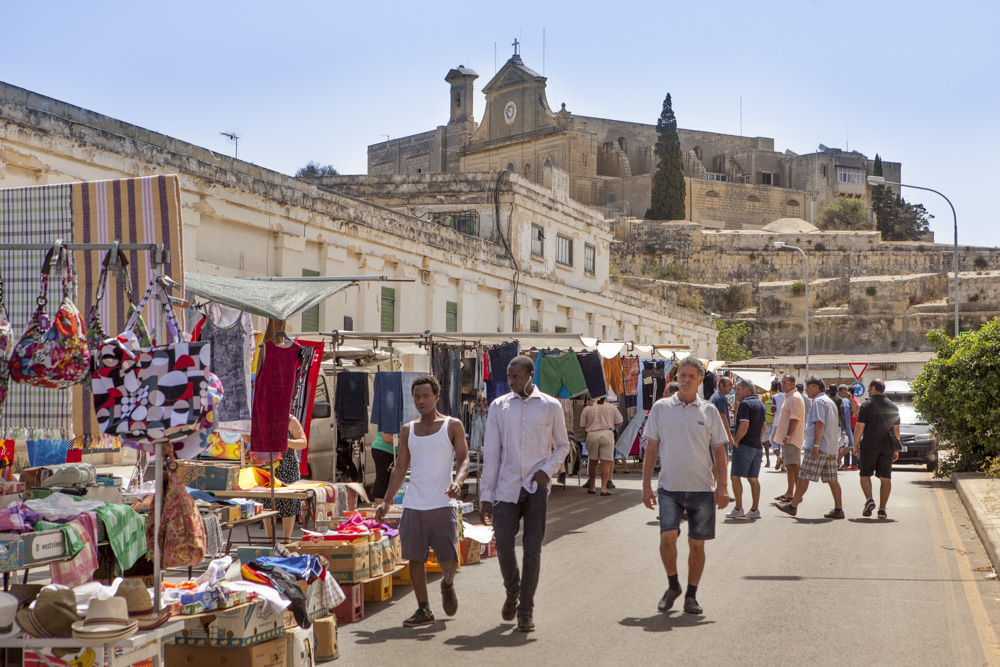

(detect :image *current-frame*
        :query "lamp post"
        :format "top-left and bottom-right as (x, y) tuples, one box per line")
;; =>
(774, 241), (809, 378)
(867, 175), (958, 336)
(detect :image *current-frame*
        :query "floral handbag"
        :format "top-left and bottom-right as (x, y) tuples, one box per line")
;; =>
(91, 276), (214, 445)
(9, 245), (90, 389)
(146, 458), (206, 568)
(84, 247), (151, 382)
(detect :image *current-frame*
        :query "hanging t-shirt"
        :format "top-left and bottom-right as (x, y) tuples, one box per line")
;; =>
(251, 340), (301, 453)
(202, 307), (253, 434)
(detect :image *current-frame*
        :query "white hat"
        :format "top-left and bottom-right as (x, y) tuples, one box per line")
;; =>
(0, 592), (20, 639)
(71, 597), (137, 644)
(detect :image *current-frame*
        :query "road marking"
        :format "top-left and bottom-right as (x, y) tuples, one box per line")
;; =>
(925, 483), (973, 663)
(934, 483), (1000, 664)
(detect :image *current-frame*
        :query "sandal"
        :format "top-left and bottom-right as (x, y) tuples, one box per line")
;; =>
(600, 491), (613, 496)
(774, 495), (792, 502)
(586, 488), (596, 494)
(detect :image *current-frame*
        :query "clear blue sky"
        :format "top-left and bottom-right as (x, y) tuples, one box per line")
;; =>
(2, 1), (996, 246)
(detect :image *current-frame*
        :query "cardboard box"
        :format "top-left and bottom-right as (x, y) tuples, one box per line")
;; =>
(176, 598), (283, 647)
(459, 538), (481, 566)
(390, 535), (402, 567)
(289, 540), (369, 583)
(0, 538), (23, 571)
(167, 635), (287, 667)
(173, 461), (239, 491)
(314, 616), (338, 662)
(286, 625), (315, 667)
(237, 546), (273, 565)
(480, 539), (497, 558)
(369, 539), (384, 577)
(379, 536), (392, 572)
(0, 528), (67, 567)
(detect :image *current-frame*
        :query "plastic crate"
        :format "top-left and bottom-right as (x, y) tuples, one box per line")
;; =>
(424, 549), (460, 573)
(333, 582), (364, 624)
(363, 573), (393, 602)
(393, 562), (412, 586)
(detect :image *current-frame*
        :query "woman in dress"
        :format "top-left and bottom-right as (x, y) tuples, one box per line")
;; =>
(263, 415), (308, 541)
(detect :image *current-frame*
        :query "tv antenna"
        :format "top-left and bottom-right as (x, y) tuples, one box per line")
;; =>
(220, 131), (240, 159)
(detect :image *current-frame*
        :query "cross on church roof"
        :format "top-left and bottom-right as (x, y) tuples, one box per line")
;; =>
(512, 38), (519, 55)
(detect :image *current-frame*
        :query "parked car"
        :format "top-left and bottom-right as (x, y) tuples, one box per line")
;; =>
(883, 382), (938, 472)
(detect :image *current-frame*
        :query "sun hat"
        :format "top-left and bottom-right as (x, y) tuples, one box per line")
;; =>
(16, 588), (79, 638)
(113, 578), (170, 631)
(0, 592), (20, 638)
(71, 597), (137, 644)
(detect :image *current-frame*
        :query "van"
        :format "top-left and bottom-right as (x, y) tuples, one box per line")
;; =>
(305, 369), (377, 488)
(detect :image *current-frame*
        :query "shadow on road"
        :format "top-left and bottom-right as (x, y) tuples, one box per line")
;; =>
(619, 613), (715, 633)
(542, 485), (644, 545)
(350, 619), (454, 644)
(847, 518), (898, 524)
(442, 624), (537, 651)
(745, 573), (981, 582)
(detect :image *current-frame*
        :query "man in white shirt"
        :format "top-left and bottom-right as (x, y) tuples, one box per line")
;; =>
(480, 355), (570, 633)
(642, 357), (729, 616)
(777, 377), (845, 519)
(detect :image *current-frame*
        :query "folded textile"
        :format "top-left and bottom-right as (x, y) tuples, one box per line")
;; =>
(245, 565), (311, 629)
(202, 514), (224, 559)
(251, 556), (324, 582)
(0, 503), (41, 533)
(197, 556), (233, 586)
(93, 501), (146, 575)
(34, 519), (85, 559)
(48, 514), (99, 588)
(317, 570), (345, 609)
(221, 580), (290, 615)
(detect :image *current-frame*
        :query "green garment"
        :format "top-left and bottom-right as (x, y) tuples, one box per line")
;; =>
(372, 432), (396, 455)
(33, 521), (84, 559)
(94, 501), (147, 575)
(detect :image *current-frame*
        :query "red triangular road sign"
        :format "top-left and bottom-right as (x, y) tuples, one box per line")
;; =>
(849, 363), (869, 381)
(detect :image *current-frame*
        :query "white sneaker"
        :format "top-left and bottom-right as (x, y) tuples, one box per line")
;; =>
(726, 508), (745, 518)
(745, 509), (761, 519)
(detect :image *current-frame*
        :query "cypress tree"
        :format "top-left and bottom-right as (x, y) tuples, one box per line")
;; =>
(873, 153), (883, 177)
(646, 93), (686, 220)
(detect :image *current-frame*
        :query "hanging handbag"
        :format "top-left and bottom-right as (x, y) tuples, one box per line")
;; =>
(146, 458), (206, 568)
(0, 266), (14, 416)
(84, 248), (151, 382)
(9, 245), (90, 389)
(91, 276), (214, 445)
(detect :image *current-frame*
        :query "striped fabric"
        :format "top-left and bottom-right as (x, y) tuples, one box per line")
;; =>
(0, 175), (184, 448)
(0, 183), (75, 438)
(71, 175), (184, 448)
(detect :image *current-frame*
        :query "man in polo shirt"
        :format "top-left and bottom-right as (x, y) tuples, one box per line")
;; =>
(642, 356), (729, 616)
(710, 377), (736, 460)
(776, 377), (845, 519)
(773, 374), (805, 504)
(727, 377), (766, 519)
(581, 397), (624, 495)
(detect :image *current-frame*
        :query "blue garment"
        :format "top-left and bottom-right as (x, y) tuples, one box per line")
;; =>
(710, 391), (730, 430)
(401, 372), (423, 426)
(252, 555), (324, 581)
(841, 399), (854, 446)
(735, 394), (766, 448)
(486, 342), (520, 403)
(371, 372), (403, 434)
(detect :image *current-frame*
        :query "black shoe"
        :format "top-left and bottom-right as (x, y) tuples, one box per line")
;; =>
(776, 502), (797, 517)
(607, 481), (616, 489)
(517, 614), (535, 632)
(863, 498), (876, 517)
(501, 588), (519, 621)
(441, 581), (458, 617)
(877, 508), (888, 520)
(557, 472), (566, 485)
(684, 597), (703, 615)
(658, 587), (681, 612)
(403, 606), (435, 627)
(824, 509), (846, 520)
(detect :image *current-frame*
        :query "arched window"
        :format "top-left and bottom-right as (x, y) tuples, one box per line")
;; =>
(618, 137), (627, 152)
(524, 164), (532, 179)
(746, 195), (760, 203)
(506, 162), (515, 173)
(693, 146), (703, 161)
(786, 200), (799, 207)
(544, 158), (553, 168)
(608, 192), (617, 204)
(705, 190), (720, 199)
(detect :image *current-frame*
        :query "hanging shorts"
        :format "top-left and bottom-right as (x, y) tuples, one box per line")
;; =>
(537, 352), (588, 397)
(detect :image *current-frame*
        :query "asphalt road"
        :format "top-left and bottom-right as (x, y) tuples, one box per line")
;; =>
(335, 462), (1000, 666)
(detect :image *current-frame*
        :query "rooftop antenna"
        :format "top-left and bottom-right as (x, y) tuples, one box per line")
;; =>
(494, 42), (497, 74)
(220, 131), (240, 159)
(543, 28), (546, 76)
(845, 124), (849, 151)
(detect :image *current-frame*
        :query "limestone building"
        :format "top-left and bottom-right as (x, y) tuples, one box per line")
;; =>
(0, 80), (717, 356)
(369, 48), (901, 229)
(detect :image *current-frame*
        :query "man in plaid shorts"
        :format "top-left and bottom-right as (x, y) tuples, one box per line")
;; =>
(776, 377), (844, 519)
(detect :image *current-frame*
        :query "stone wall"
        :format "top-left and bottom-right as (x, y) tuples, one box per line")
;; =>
(687, 179), (807, 229)
(368, 127), (446, 175)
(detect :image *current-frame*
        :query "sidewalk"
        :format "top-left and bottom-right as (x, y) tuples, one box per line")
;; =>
(953, 472), (1000, 573)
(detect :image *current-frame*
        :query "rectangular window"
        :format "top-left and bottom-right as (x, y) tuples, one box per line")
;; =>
(453, 215), (475, 235)
(531, 225), (544, 256)
(821, 165), (828, 178)
(530, 319), (539, 333)
(445, 301), (458, 333)
(343, 315), (354, 331)
(380, 286), (395, 333)
(584, 244), (596, 275)
(837, 167), (864, 184)
(301, 269), (320, 332)
(556, 235), (573, 266)
(705, 173), (727, 182)
(760, 172), (773, 186)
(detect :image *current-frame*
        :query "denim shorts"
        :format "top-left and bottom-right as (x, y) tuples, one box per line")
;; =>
(730, 445), (763, 478)
(658, 489), (716, 540)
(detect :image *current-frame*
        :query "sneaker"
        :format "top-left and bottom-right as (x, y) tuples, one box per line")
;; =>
(516, 614), (535, 632)
(878, 508), (888, 520)
(403, 606), (435, 627)
(824, 508), (846, 519)
(862, 498), (876, 517)
(683, 597), (703, 615)
(725, 508), (745, 519)
(441, 581), (458, 617)
(607, 481), (616, 489)
(745, 509), (761, 519)
(658, 587), (682, 612)
(776, 502), (797, 517)
(501, 588), (519, 621)
(775, 457), (783, 469)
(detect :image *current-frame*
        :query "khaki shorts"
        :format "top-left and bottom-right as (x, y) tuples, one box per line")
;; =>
(586, 430), (616, 461)
(781, 444), (802, 467)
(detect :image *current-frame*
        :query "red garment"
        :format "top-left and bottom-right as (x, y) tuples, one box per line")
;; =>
(190, 317), (206, 342)
(251, 340), (301, 453)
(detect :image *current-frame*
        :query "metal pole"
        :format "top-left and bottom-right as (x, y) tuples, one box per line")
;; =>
(799, 246), (809, 378)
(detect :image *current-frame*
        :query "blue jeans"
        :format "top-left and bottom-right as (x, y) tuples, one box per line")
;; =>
(658, 489), (716, 540)
(492, 487), (548, 615)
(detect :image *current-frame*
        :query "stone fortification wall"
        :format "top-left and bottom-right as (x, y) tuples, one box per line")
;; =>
(687, 179), (806, 229)
(368, 128), (446, 175)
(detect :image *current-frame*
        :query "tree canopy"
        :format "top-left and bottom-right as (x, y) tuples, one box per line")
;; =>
(295, 161), (339, 178)
(913, 319), (1000, 474)
(870, 185), (932, 241)
(645, 93), (686, 221)
(713, 317), (752, 362)
(816, 197), (873, 231)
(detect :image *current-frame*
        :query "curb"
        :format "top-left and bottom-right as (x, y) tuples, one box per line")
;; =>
(952, 472), (1000, 574)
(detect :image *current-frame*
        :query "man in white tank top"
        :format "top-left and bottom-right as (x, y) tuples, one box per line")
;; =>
(375, 375), (470, 628)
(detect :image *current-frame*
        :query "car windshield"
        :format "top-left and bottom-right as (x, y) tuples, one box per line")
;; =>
(897, 403), (927, 426)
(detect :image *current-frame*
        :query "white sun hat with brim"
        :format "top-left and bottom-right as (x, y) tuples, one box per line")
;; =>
(71, 597), (137, 644)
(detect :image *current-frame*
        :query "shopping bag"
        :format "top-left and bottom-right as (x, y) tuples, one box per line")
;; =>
(146, 462), (206, 568)
(26, 439), (70, 467)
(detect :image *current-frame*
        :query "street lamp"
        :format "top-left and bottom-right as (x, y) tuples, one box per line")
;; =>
(867, 175), (959, 336)
(774, 241), (809, 378)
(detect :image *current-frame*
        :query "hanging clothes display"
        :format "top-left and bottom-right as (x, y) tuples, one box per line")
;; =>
(401, 371), (424, 426)
(431, 345), (461, 417)
(641, 361), (667, 409)
(370, 371), (403, 435)
(534, 350), (588, 398)
(250, 339), (301, 453)
(201, 304), (253, 434)
(576, 351), (608, 399)
(486, 342), (519, 403)
(602, 357), (624, 396)
(334, 371), (369, 440)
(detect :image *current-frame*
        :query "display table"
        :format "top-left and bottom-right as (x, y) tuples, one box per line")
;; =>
(213, 488), (319, 529)
(0, 620), (183, 667)
(0, 540), (111, 591)
(220, 510), (278, 554)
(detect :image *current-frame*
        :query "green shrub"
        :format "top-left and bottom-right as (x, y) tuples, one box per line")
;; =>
(722, 284), (748, 312)
(974, 257), (988, 270)
(968, 293), (980, 302)
(789, 282), (805, 297)
(865, 286), (877, 297)
(654, 263), (691, 282)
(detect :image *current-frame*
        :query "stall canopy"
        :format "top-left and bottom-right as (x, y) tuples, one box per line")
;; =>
(728, 369), (776, 392)
(184, 273), (354, 321)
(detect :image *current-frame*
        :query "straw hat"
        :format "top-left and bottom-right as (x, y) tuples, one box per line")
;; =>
(0, 592), (20, 639)
(113, 578), (170, 631)
(16, 589), (79, 638)
(71, 597), (137, 644)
